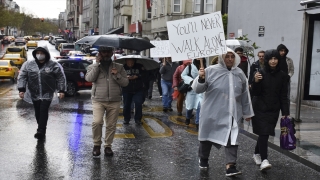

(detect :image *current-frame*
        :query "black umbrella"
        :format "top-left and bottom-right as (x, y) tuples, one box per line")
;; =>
(75, 35), (155, 51)
(114, 55), (160, 70)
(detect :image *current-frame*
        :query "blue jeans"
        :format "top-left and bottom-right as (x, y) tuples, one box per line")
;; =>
(123, 91), (144, 122)
(161, 79), (173, 108)
(186, 102), (201, 124)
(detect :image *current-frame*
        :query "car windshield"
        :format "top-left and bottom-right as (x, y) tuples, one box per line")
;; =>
(7, 48), (22, 52)
(63, 45), (74, 49)
(4, 54), (20, 58)
(0, 61), (8, 66)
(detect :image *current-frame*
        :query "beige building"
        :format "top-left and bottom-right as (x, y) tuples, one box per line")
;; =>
(113, 0), (225, 41)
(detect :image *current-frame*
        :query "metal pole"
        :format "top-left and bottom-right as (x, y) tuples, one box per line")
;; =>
(200, 0), (204, 15)
(295, 12), (309, 122)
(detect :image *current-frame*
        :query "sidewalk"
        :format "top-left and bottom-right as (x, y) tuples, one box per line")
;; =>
(239, 103), (320, 172)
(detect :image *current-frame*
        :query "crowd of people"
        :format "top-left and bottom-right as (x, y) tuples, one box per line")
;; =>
(17, 43), (294, 177)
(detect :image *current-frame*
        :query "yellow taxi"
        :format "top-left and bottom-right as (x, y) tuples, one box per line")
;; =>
(6, 46), (28, 60)
(1, 54), (26, 67)
(26, 41), (38, 49)
(43, 36), (50, 40)
(0, 60), (19, 83)
(30, 35), (41, 41)
(24, 36), (32, 41)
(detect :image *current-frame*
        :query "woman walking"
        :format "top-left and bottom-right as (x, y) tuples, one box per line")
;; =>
(251, 49), (289, 171)
(181, 58), (206, 129)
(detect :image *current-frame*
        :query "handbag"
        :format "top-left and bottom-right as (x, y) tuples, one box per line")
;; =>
(177, 65), (192, 93)
(280, 116), (296, 150)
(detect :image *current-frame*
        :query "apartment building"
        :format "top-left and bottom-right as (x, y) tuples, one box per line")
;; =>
(112, 0), (225, 41)
(82, 0), (99, 36)
(66, 0), (82, 40)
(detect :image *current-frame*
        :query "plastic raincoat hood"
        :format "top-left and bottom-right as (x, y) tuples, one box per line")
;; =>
(191, 48), (254, 146)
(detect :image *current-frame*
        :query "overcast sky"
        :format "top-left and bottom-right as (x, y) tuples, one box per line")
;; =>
(14, 0), (66, 19)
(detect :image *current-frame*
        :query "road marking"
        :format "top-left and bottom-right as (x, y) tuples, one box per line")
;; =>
(114, 134), (135, 138)
(142, 116), (172, 138)
(169, 116), (198, 135)
(0, 88), (12, 95)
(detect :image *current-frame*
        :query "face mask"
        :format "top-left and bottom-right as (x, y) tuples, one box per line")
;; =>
(36, 54), (45, 61)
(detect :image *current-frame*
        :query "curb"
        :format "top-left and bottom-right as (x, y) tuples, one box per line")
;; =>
(240, 128), (320, 172)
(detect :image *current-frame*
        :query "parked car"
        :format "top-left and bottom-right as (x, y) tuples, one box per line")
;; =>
(51, 37), (63, 45)
(26, 41), (38, 49)
(55, 39), (68, 50)
(57, 58), (93, 96)
(0, 60), (19, 83)
(1, 54), (26, 67)
(1, 36), (10, 44)
(14, 37), (26, 46)
(59, 43), (75, 56)
(43, 36), (50, 40)
(6, 46), (28, 60)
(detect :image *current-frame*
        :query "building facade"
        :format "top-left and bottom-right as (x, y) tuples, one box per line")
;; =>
(66, 0), (82, 41)
(99, 0), (114, 35)
(227, 0), (320, 107)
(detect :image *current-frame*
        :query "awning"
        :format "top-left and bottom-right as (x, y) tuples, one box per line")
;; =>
(105, 26), (124, 35)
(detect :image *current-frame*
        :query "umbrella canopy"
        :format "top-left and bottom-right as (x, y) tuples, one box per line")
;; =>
(114, 55), (160, 70)
(75, 35), (155, 51)
(226, 39), (254, 53)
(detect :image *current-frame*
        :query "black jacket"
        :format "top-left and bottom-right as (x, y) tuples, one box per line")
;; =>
(277, 44), (289, 74)
(122, 63), (146, 93)
(251, 49), (289, 136)
(248, 61), (262, 85)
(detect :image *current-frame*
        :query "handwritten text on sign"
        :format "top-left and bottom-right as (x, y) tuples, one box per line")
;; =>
(167, 12), (226, 61)
(150, 40), (171, 57)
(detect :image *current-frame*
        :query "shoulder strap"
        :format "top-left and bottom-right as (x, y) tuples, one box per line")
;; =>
(188, 64), (192, 78)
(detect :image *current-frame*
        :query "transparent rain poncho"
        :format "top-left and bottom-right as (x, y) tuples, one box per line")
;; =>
(192, 48), (254, 146)
(17, 46), (66, 105)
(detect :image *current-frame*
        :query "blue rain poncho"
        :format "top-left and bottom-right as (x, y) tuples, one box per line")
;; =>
(192, 48), (254, 146)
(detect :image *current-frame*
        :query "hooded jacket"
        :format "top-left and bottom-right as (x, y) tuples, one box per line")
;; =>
(17, 46), (66, 101)
(251, 49), (289, 136)
(277, 44), (294, 78)
(192, 48), (254, 146)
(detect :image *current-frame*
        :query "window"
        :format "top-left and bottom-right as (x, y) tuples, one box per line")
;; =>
(147, 8), (152, 19)
(205, 0), (214, 12)
(194, 0), (200, 12)
(69, 62), (80, 69)
(161, 0), (165, 14)
(194, 0), (215, 13)
(173, 0), (181, 13)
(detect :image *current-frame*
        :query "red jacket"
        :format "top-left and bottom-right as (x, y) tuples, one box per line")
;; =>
(172, 60), (192, 88)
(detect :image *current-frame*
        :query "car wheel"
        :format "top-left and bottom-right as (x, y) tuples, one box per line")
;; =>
(66, 81), (77, 97)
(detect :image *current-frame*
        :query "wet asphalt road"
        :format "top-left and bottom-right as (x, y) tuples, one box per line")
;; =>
(0, 41), (320, 179)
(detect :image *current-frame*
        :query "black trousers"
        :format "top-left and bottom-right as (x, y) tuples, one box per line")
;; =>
(32, 100), (52, 133)
(199, 138), (239, 165)
(254, 135), (269, 160)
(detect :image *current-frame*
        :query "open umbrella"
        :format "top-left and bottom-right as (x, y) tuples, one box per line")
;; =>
(114, 55), (160, 70)
(226, 39), (254, 53)
(75, 35), (155, 51)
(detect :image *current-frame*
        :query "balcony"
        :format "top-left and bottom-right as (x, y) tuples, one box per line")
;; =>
(114, 0), (120, 9)
(120, 5), (132, 16)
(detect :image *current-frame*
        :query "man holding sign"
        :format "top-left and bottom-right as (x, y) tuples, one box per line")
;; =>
(192, 48), (254, 177)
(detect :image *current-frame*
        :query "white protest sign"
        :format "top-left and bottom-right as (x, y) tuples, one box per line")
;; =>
(150, 40), (171, 57)
(166, 11), (227, 62)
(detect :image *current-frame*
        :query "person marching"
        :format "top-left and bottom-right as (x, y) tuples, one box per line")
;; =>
(17, 45), (66, 140)
(85, 46), (129, 158)
(181, 58), (206, 130)
(122, 58), (146, 125)
(192, 48), (254, 177)
(251, 49), (289, 171)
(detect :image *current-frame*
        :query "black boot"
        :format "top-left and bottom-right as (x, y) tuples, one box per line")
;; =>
(185, 119), (190, 125)
(34, 131), (45, 140)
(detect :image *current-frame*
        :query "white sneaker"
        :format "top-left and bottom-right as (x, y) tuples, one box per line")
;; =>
(253, 154), (261, 165)
(260, 159), (272, 171)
